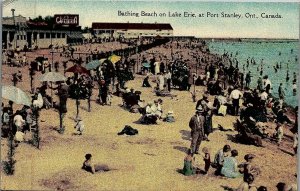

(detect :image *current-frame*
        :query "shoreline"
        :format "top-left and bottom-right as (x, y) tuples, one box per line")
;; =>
(199, 38), (299, 42)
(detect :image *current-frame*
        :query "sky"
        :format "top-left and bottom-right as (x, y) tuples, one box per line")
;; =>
(2, 0), (299, 39)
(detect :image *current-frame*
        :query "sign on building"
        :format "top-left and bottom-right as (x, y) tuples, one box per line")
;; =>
(54, 14), (79, 26)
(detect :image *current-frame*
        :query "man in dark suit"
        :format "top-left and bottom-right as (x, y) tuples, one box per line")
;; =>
(189, 107), (205, 154)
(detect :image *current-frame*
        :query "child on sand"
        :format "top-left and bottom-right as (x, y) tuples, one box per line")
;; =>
(74, 117), (84, 135)
(182, 149), (195, 176)
(107, 91), (113, 106)
(293, 132), (298, 156)
(202, 147), (211, 175)
(82, 154), (110, 174)
(275, 123), (284, 145)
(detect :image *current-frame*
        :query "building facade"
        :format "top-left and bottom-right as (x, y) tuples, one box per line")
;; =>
(92, 22), (173, 39)
(2, 15), (83, 50)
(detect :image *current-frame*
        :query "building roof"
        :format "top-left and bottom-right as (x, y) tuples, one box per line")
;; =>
(26, 21), (82, 31)
(92, 22), (173, 30)
(2, 23), (29, 31)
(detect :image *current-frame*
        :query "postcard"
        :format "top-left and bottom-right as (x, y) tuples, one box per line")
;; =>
(1, 0), (299, 190)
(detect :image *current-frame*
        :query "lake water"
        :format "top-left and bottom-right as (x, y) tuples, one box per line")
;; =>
(208, 40), (299, 107)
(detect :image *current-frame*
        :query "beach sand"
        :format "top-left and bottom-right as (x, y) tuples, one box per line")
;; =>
(1, 42), (297, 190)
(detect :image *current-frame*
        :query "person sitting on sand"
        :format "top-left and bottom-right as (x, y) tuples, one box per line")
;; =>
(82, 154), (110, 174)
(276, 182), (297, 191)
(141, 102), (158, 124)
(239, 154), (261, 182)
(154, 99), (163, 119)
(74, 117), (84, 135)
(213, 144), (231, 175)
(221, 149), (242, 178)
(142, 75), (151, 87)
(236, 174), (257, 191)
(164, 110), (175, 123)
(182, 149), (195, 176)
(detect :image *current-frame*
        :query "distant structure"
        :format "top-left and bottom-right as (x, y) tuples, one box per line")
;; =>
(2, 14), (83, 49)
(92, 22), (173, 39)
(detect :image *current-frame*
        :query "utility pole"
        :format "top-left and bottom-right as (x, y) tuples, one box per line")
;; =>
(11, 9), (17, 49)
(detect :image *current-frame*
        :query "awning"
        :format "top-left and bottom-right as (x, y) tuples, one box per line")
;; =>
(67, 33), (84, 39)
(18, 22), (29, 29)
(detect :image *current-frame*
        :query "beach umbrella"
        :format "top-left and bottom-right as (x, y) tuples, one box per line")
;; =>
(39, 72), (66, 82)
(2, 85), (31, 106)
(39, 72), (66, 106)
(86, 59), (106, 70)
(65, 64), (89, 75)
(86, 60), (101, 70)
(142, 62), (151, 68)
(99, 58), (106, 64)
(108, 54), (121, 65)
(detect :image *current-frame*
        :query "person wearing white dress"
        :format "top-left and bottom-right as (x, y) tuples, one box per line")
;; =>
(158, 73), (165, 91)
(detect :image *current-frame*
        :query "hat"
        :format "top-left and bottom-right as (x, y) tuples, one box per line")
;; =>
(76, 116), (82, 121)
(247, 103), (253, 107)
(126, 88), (131, 93)
(167, 111), (174, 116)
(202, 147), (209, 154)
(249, 117), (256, 122)
(244, 154), (255, 161)
(196, 106), (204, 113)
(85, 153), (92, 160)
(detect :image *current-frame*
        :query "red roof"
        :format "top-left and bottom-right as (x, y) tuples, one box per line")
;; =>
(27, 21), (48, 26)
(92, 22), (173, 30)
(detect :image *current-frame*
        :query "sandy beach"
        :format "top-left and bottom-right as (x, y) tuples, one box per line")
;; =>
(1, 41), (298, 191)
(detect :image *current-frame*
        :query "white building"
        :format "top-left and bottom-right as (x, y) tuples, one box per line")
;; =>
(2, 15), (83, 49)
(92, 22), (173, 39)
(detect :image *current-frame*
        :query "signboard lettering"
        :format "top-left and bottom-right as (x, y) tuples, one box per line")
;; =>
(54, 14), (79, 26)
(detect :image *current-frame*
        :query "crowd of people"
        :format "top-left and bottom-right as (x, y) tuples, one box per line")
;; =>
(1, 37), (298, 190)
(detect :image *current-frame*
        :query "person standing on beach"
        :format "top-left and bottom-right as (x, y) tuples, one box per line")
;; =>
(293, 132), (298, 156)
(230, 86), (243, 116)
(202, 147), (211, 174)
(57, 82), (69, 132)
(189, 107), (205, 154)
(263, 75), (272, 94)
(245, 71), (252, 88)
(165, 70), (172, 92)
(275, 123), (284, 145)
(257, 77), (263, 92)
(240, 72), (244, 89)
